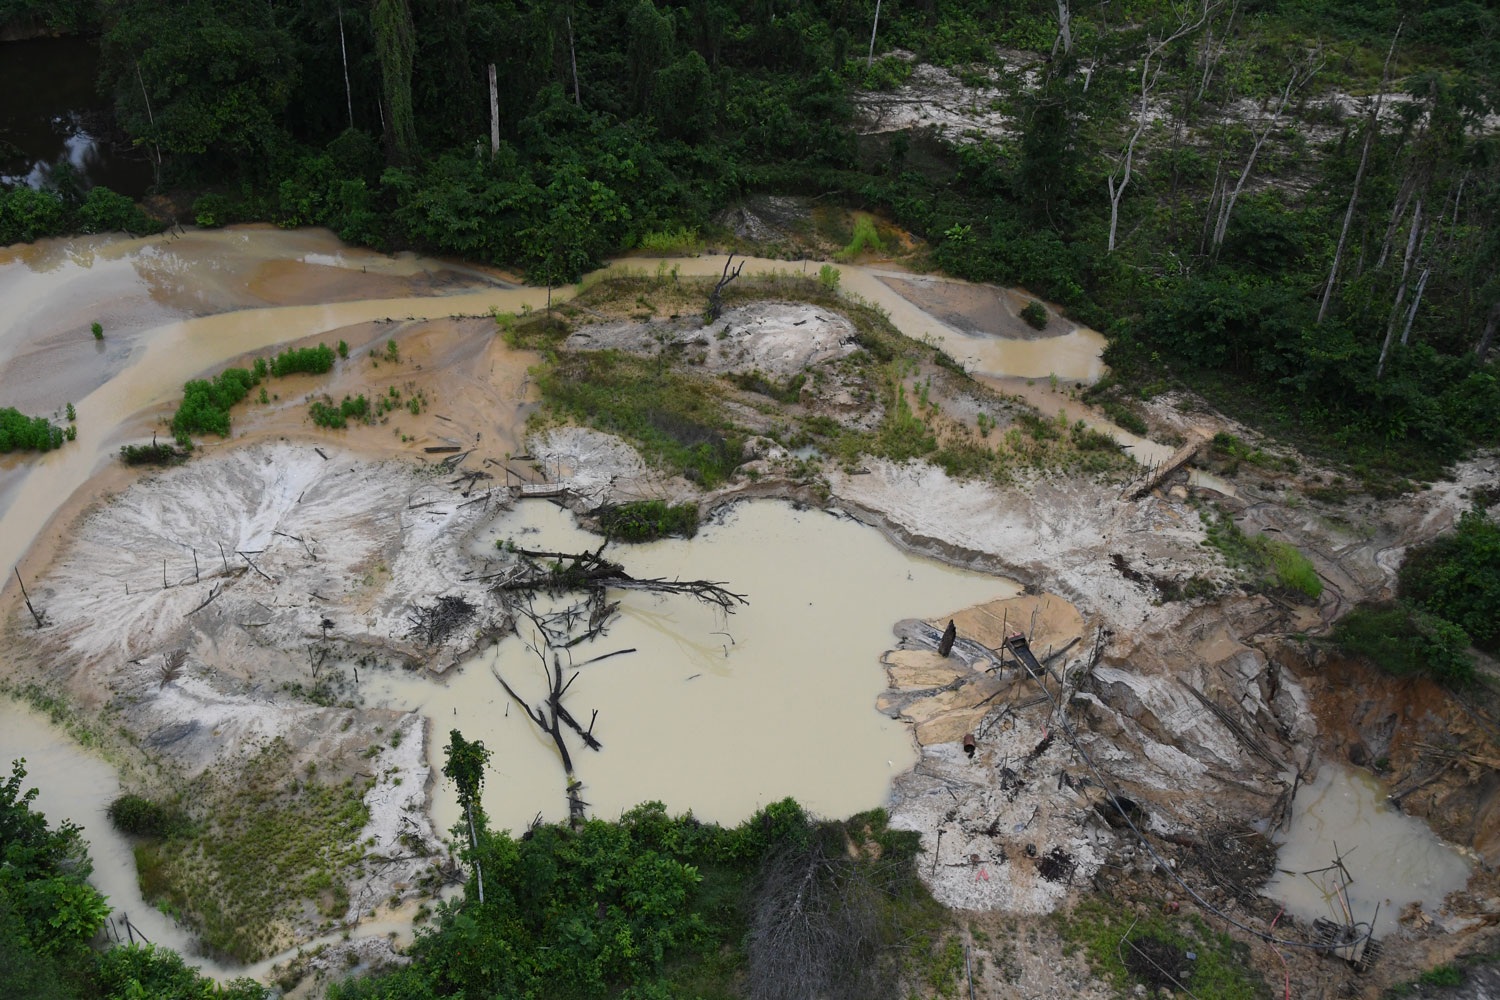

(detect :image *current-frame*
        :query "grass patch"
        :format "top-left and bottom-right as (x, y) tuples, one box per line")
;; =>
(119, 440), (188, 466)
(727, 370), (807, 404)
(535, 349), (743, 487)
(1058, 897), (1261, 1000)
(138, 739), (372, 962)
(836, 214), (885, 261)
(595, 500), (700, 542)
(637, 226), (703, 255)
(1199, 506), (1323, 599)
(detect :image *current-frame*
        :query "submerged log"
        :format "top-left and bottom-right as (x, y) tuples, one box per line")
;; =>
(938, 620), (957, 657)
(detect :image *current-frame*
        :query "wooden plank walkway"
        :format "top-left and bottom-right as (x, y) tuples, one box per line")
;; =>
(1126, 433), (1207, 500)
(516, 482), (570, 499)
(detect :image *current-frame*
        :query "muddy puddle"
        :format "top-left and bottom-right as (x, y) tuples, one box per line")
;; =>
(1266, 765), (1472, 930)
(365, 499), (1019, 835)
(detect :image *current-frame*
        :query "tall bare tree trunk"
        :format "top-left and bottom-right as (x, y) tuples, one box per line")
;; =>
(867, 0), (883, 67)
(1052, 0), (1072, 59)
(135, 64), (162, 187)
(337, 3), (354, 129)
(466, 802), (485, 904)
(568, 12), (580, 105)
(1377, 197), (1422, 378)
(1211, 56), (1319, 256)
(1106, 3), (1217, 253)
(488, 63), (500, 154)
(1401, 267), (1430, 346)
(1318, 20), (1401, 323)
(1475, 300), (1500, 362)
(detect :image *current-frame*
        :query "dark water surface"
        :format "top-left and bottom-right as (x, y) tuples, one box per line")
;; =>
(0, 36), (153, 196)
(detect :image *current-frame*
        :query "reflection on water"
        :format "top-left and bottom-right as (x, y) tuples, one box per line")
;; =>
(367, 500), (1018, 835)
(0, 37), (155, 196)
(1266, 765), (1471, 930)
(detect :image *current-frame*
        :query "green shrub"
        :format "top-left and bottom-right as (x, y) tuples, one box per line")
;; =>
(171, 367), (259, 440)
(107, 794), (180, 837)
(76, 186), (162, 235)
(817, 263), (841, 291)
(596, 501), (700, 542)
(837, 215), (884, 261)
(1399, 508), (1500, 651)
(337, 339), (349, 359)
(120, 441), (185, 466)
(0, 187), (67, 244)
(638, 226), (702, 254)
(91, 322), (103, 341)
(1263, 539), (1323, 599)
(1020, 300), (1049, 330)
(1333, 602), (1474, 685)
(192, 193), (234, 228)
(269, 343), (336, 377)
(0, 408), (66, 452)
(309, 394), (371, 429)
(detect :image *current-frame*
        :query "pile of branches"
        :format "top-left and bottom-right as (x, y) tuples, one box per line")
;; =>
(405, 594), (478, 646)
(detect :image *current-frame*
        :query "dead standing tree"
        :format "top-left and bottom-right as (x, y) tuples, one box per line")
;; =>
(1207, 49), (1324, 259)
(490, 541), (747, 824)
(704, 253), (745, 324)
(1105, 0), (1220, 253)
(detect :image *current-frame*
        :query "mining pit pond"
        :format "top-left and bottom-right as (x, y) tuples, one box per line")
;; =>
(368, 498), (1019, 835)
(1266, 765), (1472, 931)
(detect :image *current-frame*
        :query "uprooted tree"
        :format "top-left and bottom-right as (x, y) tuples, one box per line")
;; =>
(490, 540), (747, 824)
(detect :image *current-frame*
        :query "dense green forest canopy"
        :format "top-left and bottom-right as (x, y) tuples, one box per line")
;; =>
(1, 0), (1498, 481)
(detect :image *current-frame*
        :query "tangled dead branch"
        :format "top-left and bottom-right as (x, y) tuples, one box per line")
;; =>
(405, 595), (478, 646)
(498, 543), (747, 613)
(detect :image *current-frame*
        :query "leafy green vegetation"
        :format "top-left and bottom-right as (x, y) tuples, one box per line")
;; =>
(1058, 897), (1261, 1000)
(1020, 300), (1049, 330)
(326, 789), (932, 1000)
(1399, 508), (1500, 652)
(170, 367), (259, 441)
(90, 322), (103, 341)
(309, 394), (372, 429)
(1, 758), (268, 999)
(4, 0), (1497, 488)
(119, 440), (186, 466)
(1333, 603), (1474, 685)
(269, 343), (337, 377)
(1199, 506), (1323, 599)
(106, 794), (182, 838)
(637, 226), (703, 255)
(1332, 506), (1496, 685)
(0, 407), (67, 452)
(596, 500), (700, 542)
(837, 214), (884, 261)
(166, 343), (340, 445)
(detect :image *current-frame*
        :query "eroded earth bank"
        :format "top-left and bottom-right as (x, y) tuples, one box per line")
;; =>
(3, 225), (1498, 998)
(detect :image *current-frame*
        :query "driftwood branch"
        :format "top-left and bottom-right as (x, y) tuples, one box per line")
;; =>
(14, 569), (46, 628)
